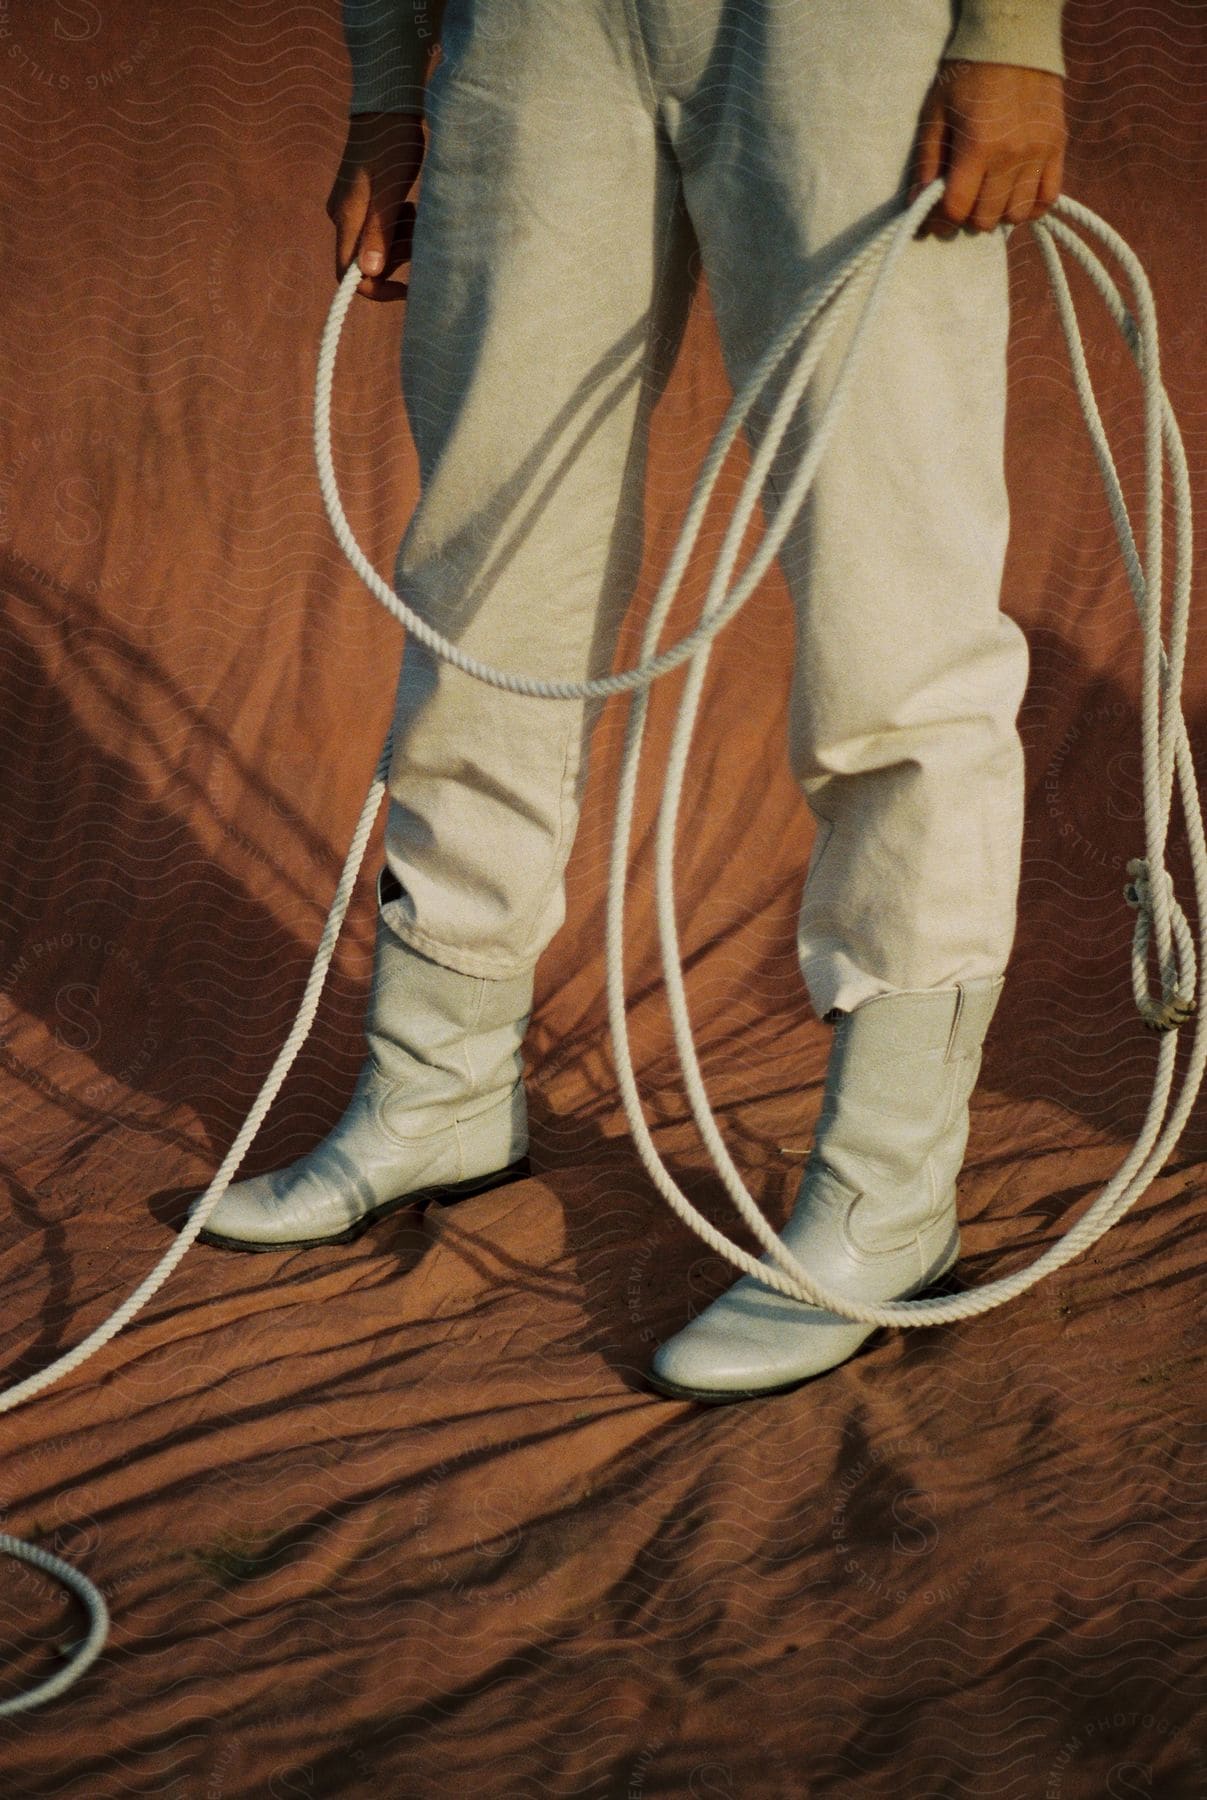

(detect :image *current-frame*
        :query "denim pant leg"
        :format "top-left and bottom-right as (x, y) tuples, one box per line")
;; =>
(380, 0), (697, 979)
(644, 0), (1030, 1017)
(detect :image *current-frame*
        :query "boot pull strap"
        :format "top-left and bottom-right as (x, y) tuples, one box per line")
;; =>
(943, 977), (1005, 1063)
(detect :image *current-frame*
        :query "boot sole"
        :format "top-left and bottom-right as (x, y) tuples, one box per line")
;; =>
(642, 1260), (963, 1404)
(192, 1156), (532, 1254)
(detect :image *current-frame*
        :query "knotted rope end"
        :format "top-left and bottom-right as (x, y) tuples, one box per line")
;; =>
(1124, 857), (1197, 1030)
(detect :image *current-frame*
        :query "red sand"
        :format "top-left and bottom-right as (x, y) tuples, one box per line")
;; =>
(1, 4), (1205, 1794)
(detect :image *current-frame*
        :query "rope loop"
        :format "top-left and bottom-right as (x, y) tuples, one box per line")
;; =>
(0, 1534), (109, 1717)
(0, 177), (1202, 1715)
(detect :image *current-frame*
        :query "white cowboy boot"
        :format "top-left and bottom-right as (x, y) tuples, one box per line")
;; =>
(191, 866), (533, 1251)
(645, 975), (1004, 1402)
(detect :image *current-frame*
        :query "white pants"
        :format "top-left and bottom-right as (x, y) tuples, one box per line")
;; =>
(380, 0), (1031, 1019)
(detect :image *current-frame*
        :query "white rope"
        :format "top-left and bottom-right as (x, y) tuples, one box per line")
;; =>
(0, 177), (1198, 1713)
(607, 190), (1206, 1318)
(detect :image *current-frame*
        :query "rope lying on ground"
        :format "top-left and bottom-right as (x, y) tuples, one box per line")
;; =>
(0, 179), (1198, 1714)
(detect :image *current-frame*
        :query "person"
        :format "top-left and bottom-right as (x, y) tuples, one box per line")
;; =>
(191, 0), (1069, 1404)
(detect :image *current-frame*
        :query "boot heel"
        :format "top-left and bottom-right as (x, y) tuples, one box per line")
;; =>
(921, 1261), (963, 1298)
(916, 1233), (962, 1297)
(416, 1154), (532, 1209)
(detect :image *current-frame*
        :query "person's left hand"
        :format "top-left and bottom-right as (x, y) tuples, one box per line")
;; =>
(908, 59), (1067, 238)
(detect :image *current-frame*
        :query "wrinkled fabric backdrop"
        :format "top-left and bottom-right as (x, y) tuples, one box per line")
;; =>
(1, 2), (1206, 1795)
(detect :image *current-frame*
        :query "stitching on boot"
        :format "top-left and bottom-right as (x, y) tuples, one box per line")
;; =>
(922, 1153), (955, 1245)
(837, 1170), (925, 1260)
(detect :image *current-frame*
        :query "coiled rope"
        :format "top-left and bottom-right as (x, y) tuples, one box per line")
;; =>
(0, 177), (1199, 1714)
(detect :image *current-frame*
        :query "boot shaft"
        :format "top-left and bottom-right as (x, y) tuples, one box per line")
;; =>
(367, 865), (535, 1133)
(814, 976), (1004, 1200)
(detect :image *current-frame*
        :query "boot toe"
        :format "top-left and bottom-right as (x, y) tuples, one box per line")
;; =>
(647, 1278), (877, 1402)
(645, 980), (1000, 1404)
(190, 1153), (374, 1250)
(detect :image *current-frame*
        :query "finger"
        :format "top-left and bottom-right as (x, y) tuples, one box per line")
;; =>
(355, 274), (410, 303)
(908, 112), (945, 199)
(1005, 167), (1044, 227)
(964, 162), (1016, 232)
(356, 205), (394, 280)
(382, 199), (416, 274)
(1033, 146), (1065, 213)
(336, 216), (363, 283)
(908, 107), (946, 235)
(333, 173), (370, 283)
(928, 148), (985, 239)
(356, 181), (411, 287)
(355, 201), (415, 302)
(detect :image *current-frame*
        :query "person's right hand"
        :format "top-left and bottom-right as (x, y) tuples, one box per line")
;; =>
(325, 111), (427, 302)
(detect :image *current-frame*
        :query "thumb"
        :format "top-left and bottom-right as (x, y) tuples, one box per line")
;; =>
(908, 116), (945, 203)
(357, 194), (400, 276)
(357, 227), (387, 277)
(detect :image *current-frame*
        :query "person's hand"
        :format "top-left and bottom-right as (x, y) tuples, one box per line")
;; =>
(325, 111), (427, 300)
(907, 60), (1067, 239)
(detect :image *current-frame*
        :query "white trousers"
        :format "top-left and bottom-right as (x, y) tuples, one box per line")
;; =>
(379, 0), (1031, 1019)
